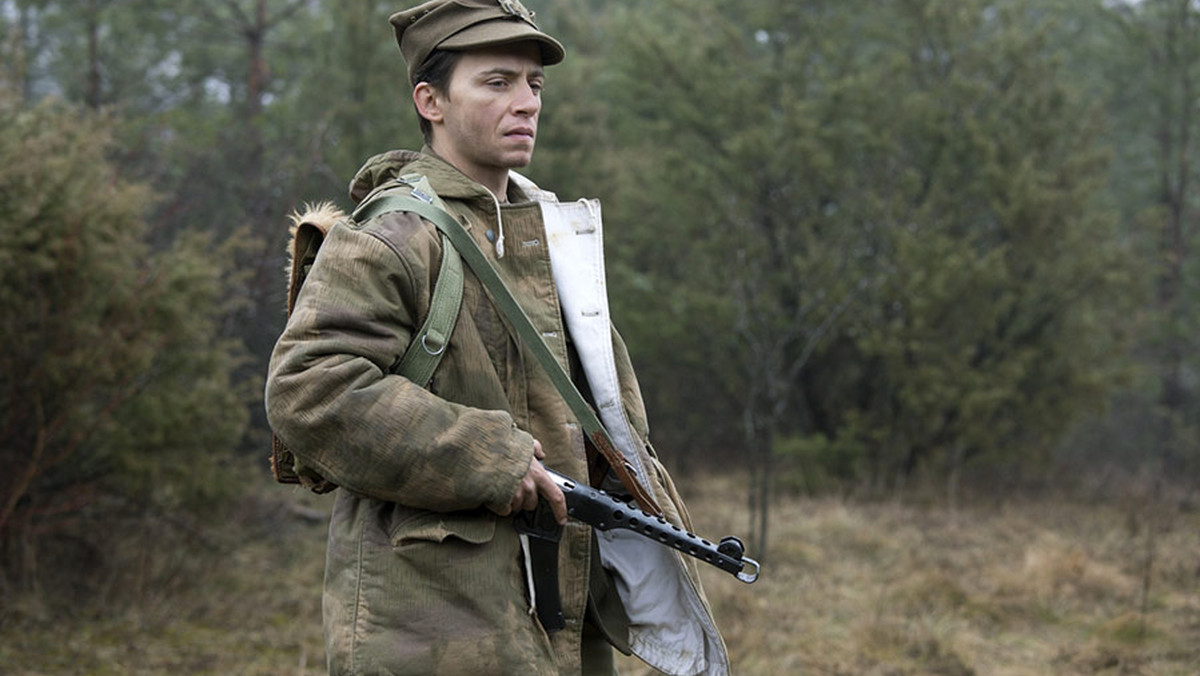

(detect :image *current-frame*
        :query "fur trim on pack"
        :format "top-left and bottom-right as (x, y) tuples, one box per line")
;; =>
(284, 201), (346, 313)
(271, 200), (348, 495)
(287, 202), (344, 254)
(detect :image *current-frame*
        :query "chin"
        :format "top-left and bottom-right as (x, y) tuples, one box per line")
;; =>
(505, 153), (534, 169)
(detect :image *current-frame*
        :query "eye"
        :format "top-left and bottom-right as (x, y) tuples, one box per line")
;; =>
(530, 80), (545, 95)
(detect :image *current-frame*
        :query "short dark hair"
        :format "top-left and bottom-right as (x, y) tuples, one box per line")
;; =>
(411, 49), (462, 144)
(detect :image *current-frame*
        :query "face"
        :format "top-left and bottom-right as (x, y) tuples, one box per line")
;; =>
(416, 42), (545, 191)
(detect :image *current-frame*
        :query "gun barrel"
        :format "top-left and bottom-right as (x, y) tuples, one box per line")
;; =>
(548, 469), (760, 584)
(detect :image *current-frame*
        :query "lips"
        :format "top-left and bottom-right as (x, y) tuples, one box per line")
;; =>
(504, 126), (536, 141)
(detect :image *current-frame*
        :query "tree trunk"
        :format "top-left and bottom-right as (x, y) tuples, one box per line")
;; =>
(1152, 0), (1196, 475)
(947, 442), (964, 517)
(756, 426), (773, 564)
(243, 0), (268, 177)
(85, 0), (102, 109)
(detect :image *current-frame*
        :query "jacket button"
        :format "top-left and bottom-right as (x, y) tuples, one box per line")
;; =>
(486, 229), (496, 243)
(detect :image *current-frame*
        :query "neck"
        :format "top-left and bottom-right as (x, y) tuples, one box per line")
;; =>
(479, 172), (510, 204)
(429, 141), (509, 203)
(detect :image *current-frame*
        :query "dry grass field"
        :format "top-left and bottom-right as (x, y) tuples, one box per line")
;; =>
(2, 473), (1197, 676)
(633, 475), (1200, 676)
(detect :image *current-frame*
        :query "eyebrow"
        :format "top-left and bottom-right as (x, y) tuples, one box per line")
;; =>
(476, 66), (545, 80)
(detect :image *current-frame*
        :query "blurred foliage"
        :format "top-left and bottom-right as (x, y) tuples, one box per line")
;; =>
(0, 97), (253, 599)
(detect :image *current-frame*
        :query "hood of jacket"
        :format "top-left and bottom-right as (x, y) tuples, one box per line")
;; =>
(348, 146), (519, 207)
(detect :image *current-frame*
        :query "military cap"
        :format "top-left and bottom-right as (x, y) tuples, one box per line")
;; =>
(390, 0), (565, 83)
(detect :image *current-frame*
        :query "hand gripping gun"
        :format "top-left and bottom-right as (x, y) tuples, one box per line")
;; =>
(515, 467), (761, 632)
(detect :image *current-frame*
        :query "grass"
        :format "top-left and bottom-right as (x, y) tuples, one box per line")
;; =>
(615, 473), (1199, 676)
(2, 473), (1198, 675)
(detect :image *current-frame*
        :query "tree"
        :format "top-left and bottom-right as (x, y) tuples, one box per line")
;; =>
(189, 0), (309, 176)
(812, 1), (1136, 498)
(0, 98), (252, 590)
(600, 0), (882, 557)
(1100, 0), (1200, 480)
(594, 0), (1137, 555)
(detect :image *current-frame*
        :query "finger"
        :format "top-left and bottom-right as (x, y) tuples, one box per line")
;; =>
(518, 471), (539, 512)
(522, 489), (539, 513)
(533, 469), (568, 525)
(533, 439), (545, 460)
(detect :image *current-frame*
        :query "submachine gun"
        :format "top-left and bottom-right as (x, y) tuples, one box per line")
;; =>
(515, 467), (761, 632)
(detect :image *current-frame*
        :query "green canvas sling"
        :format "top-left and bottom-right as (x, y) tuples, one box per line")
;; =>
(270, 177), (463, 492)
(358, 176), (663, 517)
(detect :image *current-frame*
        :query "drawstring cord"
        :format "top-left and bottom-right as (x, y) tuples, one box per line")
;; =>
(489, 190), (506, 258)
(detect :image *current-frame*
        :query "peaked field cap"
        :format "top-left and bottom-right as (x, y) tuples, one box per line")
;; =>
(390, 0), (565, 81)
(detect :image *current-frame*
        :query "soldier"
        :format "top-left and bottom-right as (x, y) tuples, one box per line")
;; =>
(265, 1), (731, 674)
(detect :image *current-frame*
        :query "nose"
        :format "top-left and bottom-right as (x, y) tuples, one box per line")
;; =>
(512, 81), (541, 117)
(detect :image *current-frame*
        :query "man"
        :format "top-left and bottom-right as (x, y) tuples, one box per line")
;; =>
(265, 1), (730, 674)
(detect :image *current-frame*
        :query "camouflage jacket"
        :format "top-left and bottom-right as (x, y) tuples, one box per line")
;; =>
(265, 149), (729, 676)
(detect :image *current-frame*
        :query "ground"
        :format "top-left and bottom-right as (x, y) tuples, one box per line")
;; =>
(1, 474), (1197, 675)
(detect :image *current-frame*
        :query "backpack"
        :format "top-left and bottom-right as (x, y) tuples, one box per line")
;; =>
(269, 176), (464, 493)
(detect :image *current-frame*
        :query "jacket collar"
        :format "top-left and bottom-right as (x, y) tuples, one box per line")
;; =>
(348, 146), (530, 206)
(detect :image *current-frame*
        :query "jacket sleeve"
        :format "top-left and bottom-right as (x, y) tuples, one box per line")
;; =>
(264, 213), (531, 513)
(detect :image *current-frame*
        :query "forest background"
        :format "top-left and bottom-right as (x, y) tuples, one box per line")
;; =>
(0, 0), (1198, 674)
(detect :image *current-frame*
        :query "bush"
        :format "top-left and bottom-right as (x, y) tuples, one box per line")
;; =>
(0, 98), (253, 609)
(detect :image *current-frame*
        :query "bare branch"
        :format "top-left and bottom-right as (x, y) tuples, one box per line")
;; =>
(216, 0), (254, 31)
(267, 0), (309, 29)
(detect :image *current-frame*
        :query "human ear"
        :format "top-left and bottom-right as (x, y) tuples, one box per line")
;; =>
(413, 83), (445, 124)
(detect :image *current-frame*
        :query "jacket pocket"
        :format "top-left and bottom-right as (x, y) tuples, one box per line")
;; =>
(343, 506), (554, 676)
(388, 508), (497, 548)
